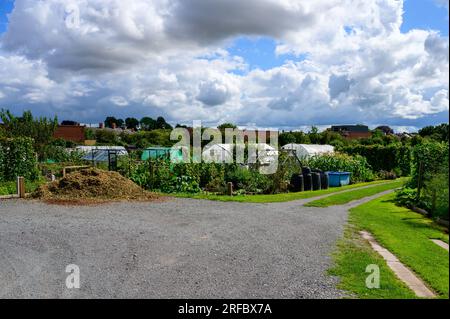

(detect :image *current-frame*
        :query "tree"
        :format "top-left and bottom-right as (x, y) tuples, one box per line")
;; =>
(140, 117), (157, 131)
(0, 109), (58, 150)
(125, 117), (139, 130)
(156, 116), (172, 130)
(279, 132), (296, 146)
(419, 123), (449, 142)
(308, 126), (320, 144)
(104, 116), (118, 128)
(217, 123), (237, 130)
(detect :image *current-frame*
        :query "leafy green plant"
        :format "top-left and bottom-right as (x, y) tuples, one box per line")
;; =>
(410, 141), (448, 187)
(339, 144), (411, 176)
(304, 153), (374, 183)
(394, 187), (417, 208)
(0, 109), (58, 149)
(225, 166), (272, 194)
(0, 137), (40, 181)
(422, 172), (449, 220)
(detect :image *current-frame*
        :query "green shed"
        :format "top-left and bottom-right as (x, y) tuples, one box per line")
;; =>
(141, 147), (184, 162)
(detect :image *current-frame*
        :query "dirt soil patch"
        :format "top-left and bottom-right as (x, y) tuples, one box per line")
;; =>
(33, 168), (162, 204)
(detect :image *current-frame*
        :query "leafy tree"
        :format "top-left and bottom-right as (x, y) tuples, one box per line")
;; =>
(125, 117), (139, 130)
(140, 117), (157, 130)
(308, 126), (320, 144)
(104, 116), (118, 128)
(279, 132), (296, 145)
(156, 116), (172, 130)
(0, 109), (58, 151)
(117, 118), (125, 128)
(217, 123), (237, 130)
(419, 123), (449, 142)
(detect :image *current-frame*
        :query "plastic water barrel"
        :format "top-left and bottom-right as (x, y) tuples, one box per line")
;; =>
(320, 173), (329, 190)
(302, 166), (312, 176)
(312, 172), (321, 191)
(290, 174), (304, 192)
(304, 174), (312, 191)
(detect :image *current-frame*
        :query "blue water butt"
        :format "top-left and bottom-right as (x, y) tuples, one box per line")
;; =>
(327, 172), (351, 187)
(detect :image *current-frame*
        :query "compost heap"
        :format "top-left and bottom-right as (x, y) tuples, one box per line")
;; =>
(33, 168), (159, 202)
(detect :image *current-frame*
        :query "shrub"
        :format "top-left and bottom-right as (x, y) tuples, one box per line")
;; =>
(339, 144), (411, 176)
(422, 171), (449, 221)
(225, 166), (272, 194)
(41, 144), (83, 163)
(410, 141), (449, 187)
(304, 153), (374, 183)
(0, 137), (40, 181)
(394, 187), (417, 208)
(377, 170), (397, 180)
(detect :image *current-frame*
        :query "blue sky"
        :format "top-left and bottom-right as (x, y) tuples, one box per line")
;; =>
(0, 0), (14, 34)
(0, 0), (448, 130)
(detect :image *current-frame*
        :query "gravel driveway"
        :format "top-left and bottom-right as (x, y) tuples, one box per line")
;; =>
(0, 193), (371, 299)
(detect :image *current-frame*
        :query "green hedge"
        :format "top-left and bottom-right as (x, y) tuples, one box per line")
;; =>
(410, 141), (449, 186)
(340, 144), (411, 175)
(0, 137), (39, 181)
(304, 153), (374, 183)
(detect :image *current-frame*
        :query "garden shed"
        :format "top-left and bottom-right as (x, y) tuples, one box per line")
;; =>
(141, 147), (185, 162)
(281, 144), (334, 159)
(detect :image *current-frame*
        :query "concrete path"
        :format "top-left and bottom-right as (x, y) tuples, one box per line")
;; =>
(360, 231), (436, 298)
(431, 239), (449, 252)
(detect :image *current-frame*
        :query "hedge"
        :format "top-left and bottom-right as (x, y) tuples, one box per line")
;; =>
(340, 144), (411, 175)
(304, 153), (374, 183)
(0, 137), (39, 181)
(410, 141), (449, 186)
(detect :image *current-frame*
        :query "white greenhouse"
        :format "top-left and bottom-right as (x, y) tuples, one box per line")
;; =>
(247, 143), (279, 165)
(281, 143), (335, 159)
(75, 146), (128, 163)
(202, 144), (234, 163)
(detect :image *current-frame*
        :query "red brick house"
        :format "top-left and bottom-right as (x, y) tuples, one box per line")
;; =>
(331, 125), (372, 140)
(53, 125), (86, 143)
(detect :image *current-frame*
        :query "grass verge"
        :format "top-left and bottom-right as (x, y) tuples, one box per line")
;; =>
(172, 179), (393, 203)
(305, 178), (406, 207)
(329, 224), (417, 299)
(329, 193), (449, 299)
(0, 180), (44, 196)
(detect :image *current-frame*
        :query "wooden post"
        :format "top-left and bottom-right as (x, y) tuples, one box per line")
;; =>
(416, 161), (424, 202)
(227, 182), (233, 196)
(17, 176), (25, 198)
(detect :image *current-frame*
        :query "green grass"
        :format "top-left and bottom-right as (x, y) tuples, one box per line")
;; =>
(305, 178), (407, 207)
(172, 179), (394, 203)
(0, 180), (44, 196)
(330, 193), (449, 299)
(329, 225), (417, 299)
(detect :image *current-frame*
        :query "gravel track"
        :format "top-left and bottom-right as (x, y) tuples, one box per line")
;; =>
(0, 189), (393, 299)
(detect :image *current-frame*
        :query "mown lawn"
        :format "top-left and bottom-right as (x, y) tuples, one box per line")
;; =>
(330, 193), (449, 299)
(305, 178), (407, 207)
(0, 180), (44, 196)
(329, 225), (417, 299)
(173, 179), (393, 203)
